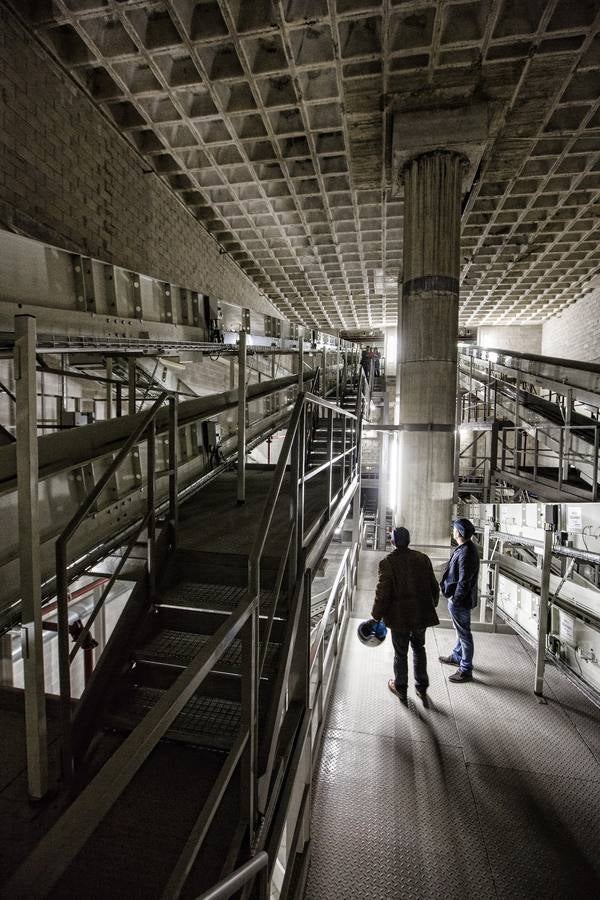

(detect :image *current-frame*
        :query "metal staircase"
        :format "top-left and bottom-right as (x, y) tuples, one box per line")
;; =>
(5, 374), (368, 900)
(457, 346), (600, 502)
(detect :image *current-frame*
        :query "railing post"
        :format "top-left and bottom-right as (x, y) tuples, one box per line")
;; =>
(106, 357), (113, 420)
(147, 417), (157, 598)
(14, 315), (49, 799)
(480, 524), (490, 624)
(593, 424), (599, 501)
(557, 427), (564, 493)
(240, 604), (258, 853)
(289, 423), (300, 595)
(321, 347), (327, 398)
(237, 330), (247, 504)
(168, 395), (178, 548)
(297, 336), (304, 391)
(56, 540), (73, 780)
(116, 380), (123, 417)
(535, 513), (554, 696)
(326, 407), (333, 519)
(297, 404), (306, 568)
(533, 428), (539, 482)
(561, 388), (573, 485)
(336, 336), (341, 405)
(341, 416), (347, 489)
(128, 358), (136, 415)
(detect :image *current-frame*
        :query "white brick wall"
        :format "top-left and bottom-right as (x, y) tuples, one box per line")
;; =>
(477, 326), (543, 355)
(0, 8), (278, 319)
(541, 293), (600, 363)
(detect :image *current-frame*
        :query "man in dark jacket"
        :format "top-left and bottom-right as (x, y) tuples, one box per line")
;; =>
(371, 526), (440, 703)
(439, 517), (480, 683)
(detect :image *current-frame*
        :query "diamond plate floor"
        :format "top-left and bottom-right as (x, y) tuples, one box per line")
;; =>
(305, 550), (600, 900)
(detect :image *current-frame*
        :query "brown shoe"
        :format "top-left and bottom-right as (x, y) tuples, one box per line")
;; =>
(388, 679), (407, 703)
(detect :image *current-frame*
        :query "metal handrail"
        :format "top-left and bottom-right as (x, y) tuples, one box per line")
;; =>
(55, 391), (173, 777)
(195, 852), (268, 900)
(309, 548), (349, 670)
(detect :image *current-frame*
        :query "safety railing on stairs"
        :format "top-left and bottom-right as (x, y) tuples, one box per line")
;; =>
(248, 380), (365, 807)
(54, 391), (178, 778)
(6, 374), (366, 900)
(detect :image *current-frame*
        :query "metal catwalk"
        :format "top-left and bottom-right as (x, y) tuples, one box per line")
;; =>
(305, 551), (600, 900)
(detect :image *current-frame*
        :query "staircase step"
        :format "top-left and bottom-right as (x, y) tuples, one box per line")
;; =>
(136, 629), (279, 679)
(106, 686), (241, 751)
(160, 582), (275, 616)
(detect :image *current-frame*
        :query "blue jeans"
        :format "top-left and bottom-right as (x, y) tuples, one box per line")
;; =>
(391, 628), (429, 691)
(448, 601), (474, 672)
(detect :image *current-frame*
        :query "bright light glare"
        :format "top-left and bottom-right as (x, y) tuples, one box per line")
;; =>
(488, 351), (498, 363)
(388, 433), (400, 519)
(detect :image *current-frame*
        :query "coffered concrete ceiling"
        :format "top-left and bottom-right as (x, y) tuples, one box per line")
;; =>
(12, 0), (600, 332)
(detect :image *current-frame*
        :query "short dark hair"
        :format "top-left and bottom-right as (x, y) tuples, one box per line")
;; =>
(392, 526), (410, 548)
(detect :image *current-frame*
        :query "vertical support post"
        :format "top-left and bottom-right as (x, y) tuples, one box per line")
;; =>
(116, 381), (123, 417)
(453, 389), (461, 504)
(237, 331), (247, 505)
(513, 364), (521, 471)
(557, 428), (564, 493)
(289, 423), (300, 595)
(480, 523), (490, 624)
(297, 336), (304, 391)
(533, 428), (539, 482)
(168, 395), (178, 548)
(336, 336), (341, 405)
(297, 405), (306, 566)
(561, 388), (572, 484)
(593, 424), (598, 501)
(105, 358), (113, 420)
(341, 416), (347, 489)
(128, 358), (136, 416)
(240, 604), (258, 852)
(147, 418), (157, 598)
(377, 399), (389, 549)
(14, 315), (48, 799)
(326, 407), (333, 518)
(321, 348), (327, 397)
(534, 513), (554, 696)
(352, 488), (361, 549)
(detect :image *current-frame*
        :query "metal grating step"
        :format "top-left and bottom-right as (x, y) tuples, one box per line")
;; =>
(137, 629), (279, 678)
(107, 686), (241, 750)
(159, 582), (276, 615)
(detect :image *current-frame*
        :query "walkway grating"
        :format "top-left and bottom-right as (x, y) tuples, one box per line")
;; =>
(305, 551), (600, 900)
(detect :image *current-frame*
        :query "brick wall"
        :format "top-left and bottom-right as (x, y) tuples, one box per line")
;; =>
(0, 7), (277, 318)
(541, 293), (600, 363)
(477, 325), (543, 355)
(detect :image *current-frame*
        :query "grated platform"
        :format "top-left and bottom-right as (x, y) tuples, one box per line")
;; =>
(304, 550), (600, 900)
(137, 628), (280, 678)
(107, 687), (241, 751)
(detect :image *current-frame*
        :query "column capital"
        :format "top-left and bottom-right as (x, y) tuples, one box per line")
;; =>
(392, 101), (490, 197)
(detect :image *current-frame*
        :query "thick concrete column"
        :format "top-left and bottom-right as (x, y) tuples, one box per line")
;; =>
(397, 151), (465, 552)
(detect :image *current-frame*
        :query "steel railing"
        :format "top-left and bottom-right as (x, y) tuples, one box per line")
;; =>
(7, 372), (367, 900)
(54, 391), (178, 777)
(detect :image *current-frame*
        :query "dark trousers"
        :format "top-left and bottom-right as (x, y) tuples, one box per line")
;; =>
(391, 628), (429, 691)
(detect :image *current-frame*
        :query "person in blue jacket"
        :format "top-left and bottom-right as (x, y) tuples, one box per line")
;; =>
(439, 518), (480, 683)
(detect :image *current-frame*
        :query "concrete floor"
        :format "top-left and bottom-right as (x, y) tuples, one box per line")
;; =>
(305, 549), (600, 900)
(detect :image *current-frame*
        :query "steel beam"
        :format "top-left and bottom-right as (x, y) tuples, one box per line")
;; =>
(14, 315), (48, 799)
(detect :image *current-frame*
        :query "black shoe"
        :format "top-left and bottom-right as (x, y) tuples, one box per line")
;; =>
(415, 686), (428, 700)
(448, 669), (473, 683)
(388, 679), (408, 703)
(439, 655), (458, 665)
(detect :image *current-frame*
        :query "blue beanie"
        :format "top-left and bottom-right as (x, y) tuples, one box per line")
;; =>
(453, 518), (475, 539)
